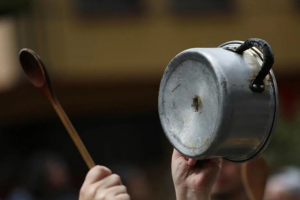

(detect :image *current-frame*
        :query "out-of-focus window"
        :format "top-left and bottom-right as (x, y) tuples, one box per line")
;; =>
(171, 0), (234, 15)
(0, 17), (20, 91)
(76, 0), (142, 16)
(0, 0), (32, 92)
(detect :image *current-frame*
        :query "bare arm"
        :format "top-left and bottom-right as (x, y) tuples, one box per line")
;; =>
(172, 149), (222, 200)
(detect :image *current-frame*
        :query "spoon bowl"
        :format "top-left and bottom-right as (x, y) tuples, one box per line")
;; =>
(19, 49), (47, 88)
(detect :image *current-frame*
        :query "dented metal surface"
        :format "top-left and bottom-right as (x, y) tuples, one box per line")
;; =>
(158, 40), (278, 162)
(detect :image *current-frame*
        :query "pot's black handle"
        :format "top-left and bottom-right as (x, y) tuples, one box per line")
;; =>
(235, 38), (274, 93)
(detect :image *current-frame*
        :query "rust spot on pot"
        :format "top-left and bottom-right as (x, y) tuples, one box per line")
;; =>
(248, 71), (273, 91)
(172, 84), (181, 92)
(219, 138), (260, 148)
(221, 77), (228, 95)
(203, 138), (210, 145)
(172, 102), (177, 109)
(263, 74), (273, 90)
(192, 95), (203, 113)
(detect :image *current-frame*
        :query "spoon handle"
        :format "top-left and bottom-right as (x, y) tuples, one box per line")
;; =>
(47, 95), (95, 169)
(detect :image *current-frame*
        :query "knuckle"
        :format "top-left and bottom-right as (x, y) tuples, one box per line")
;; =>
(123, 194), (131, 200)
(102, 191), (112, 200)
(86, 186), (97, 197)
(80, 186), (96, 199)
(85, 166), (112, 184)
(120, 185), (127, 192)
(95, 166), (112, 176)
(97, 192), (106, 200)
(104, 192), (116, 200)
(111, 174), (121, 183)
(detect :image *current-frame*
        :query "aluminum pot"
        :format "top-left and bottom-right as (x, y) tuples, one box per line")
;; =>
(158, 38), (278, 162)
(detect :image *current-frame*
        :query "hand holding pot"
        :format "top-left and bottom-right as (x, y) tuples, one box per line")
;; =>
(172, 149), (222, 200)
(79, 166), (130, 200)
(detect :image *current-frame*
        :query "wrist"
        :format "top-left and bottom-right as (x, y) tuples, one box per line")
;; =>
(175, 187), (210, 200)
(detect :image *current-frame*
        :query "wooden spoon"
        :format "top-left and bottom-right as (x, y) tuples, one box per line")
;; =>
(19, 48), (95, 169)
(241, 156), (268, 200)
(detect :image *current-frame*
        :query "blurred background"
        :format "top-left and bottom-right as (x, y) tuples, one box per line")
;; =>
(0, 0), (299, 199)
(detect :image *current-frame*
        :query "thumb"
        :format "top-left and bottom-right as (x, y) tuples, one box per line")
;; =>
(172, 149), (198, 166)
(172, 148), (192, 164)
(188, 158), (197, 166)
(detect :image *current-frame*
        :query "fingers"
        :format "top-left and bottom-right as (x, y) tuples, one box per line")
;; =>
(172, 148), (183, 160)
(187, 158), (197, 166)
(171, 148), (222, 199)
(172, 148), (222, 185)
(94, 185), (128, 200)
(104, 185), (128, 196)
(81, 185), (129, 200)
(80, 166), (131, 200)
(93, 174), (122, 190)
(115, 193), (131, 200)
(172, 148), (191, 173)
(83, 165), (112, 186)
(173, 148), (198, 167)
(197, 158), (222, 187)
(173, 148), (221, 168)
(173, 148), (193, 163)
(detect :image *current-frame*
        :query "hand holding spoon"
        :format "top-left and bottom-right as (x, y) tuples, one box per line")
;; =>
(19, 48), (95, 169)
